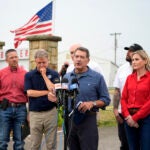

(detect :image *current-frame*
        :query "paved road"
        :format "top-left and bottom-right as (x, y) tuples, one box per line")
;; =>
(98, 126), (120, 150)
(8, 126), (120, 150)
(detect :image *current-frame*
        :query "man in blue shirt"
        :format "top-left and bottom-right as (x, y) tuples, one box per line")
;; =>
(24, 49), (59, 150)
(64, 47), (110, 150)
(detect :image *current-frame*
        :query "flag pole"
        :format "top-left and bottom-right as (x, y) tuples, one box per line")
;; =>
(52, 0), (56, 35)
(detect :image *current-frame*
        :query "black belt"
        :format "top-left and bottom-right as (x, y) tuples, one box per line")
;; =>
(128, 108), (139, 115)
(8, 102), (26, 107)
(86, 111), (96, 115)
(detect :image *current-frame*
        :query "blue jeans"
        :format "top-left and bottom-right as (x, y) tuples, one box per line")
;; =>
(0, 108), (3, 145)
(118, 114), (129, 150)
(0, 105), (27, 150)
(125, 115), (150, 150)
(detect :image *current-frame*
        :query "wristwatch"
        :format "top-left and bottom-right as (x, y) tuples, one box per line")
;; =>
(92, 101), (97, 107)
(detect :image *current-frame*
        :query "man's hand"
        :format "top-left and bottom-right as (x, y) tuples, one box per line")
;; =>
(78, 101), (94, 113)
(40, 67), (46, 76)
(48, 92), (57, 103)
(113, 108), (123, 124)
(40, 67), (55, 91)
(59, 62), (69, 77)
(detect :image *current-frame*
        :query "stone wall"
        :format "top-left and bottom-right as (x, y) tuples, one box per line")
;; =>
(26, 35), (62, 71)
(0, 41), (5, 49)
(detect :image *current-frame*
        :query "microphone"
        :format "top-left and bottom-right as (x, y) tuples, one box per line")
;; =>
(69, 78), (79, 113)
(61, 78), (69, 90)
(69, 78), (79, 97)
(68, 101), (82, 117)
(54, 78), (62, 105)
(61, 78), (69, 128)
(60, 63), (69, 77)
(61, 78), (69, 105)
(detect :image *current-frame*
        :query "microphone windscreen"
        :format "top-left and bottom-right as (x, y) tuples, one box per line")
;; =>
(69, 78), (79, 90)
(54, 78), (60, 83)
(61, 78), (69, 90)
(64, 64), (69, 68)
(61, 78), (69, 83)
(54, 78), (61, 89)
(71, 78), (78, 84)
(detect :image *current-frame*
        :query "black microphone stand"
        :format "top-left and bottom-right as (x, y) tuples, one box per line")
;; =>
(68, 91), (76, 118)
(63, 91), (77, 150)
(63, 90), (69, 150)
(60, 76), (69, 150)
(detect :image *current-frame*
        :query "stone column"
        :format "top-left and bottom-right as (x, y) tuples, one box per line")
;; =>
(26, 35), (62, 71)
(0, 41), (5, 49)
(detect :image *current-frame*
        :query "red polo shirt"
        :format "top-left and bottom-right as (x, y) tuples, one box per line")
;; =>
(0, 66), (28, 103)
(121, 71), (150, 122)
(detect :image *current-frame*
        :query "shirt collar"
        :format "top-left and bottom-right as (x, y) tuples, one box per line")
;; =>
(133, 71), (150, 78)
(70, 67), (93, 78)
(9, 66), (18, 72)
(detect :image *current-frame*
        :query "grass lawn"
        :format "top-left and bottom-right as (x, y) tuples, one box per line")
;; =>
(97, 105), (117, 127)
(58, 105), (117, 127)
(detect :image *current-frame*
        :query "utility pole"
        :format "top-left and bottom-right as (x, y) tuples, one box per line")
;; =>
(110, 32), (121, 65)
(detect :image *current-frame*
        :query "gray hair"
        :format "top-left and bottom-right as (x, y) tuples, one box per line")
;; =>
(34, 49), (48, 59)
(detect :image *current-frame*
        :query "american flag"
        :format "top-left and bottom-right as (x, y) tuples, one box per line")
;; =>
(11, 1), (53, 48)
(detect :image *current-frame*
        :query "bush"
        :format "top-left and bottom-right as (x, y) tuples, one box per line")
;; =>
(57, 107), (63, 127)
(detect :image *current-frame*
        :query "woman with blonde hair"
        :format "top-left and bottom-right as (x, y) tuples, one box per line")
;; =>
(121, 50), (150, 150)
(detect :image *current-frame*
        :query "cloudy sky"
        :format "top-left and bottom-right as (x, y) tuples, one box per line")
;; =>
(1, 0), (150, 65)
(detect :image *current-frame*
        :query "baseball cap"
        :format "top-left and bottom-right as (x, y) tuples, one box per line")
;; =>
(124, 43), (143, 51)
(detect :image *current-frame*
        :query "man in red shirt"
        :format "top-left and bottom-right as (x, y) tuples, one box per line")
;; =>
(0, 49), (28, 150)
